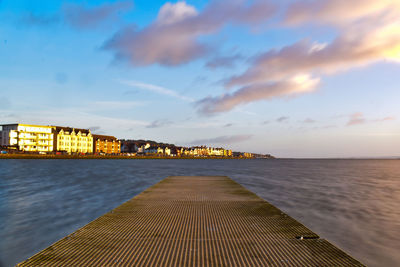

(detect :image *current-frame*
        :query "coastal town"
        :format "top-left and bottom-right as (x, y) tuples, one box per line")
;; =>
(0, 123), (273, 159)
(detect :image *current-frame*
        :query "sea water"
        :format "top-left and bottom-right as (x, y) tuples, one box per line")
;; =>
(0, 159), (399, 266)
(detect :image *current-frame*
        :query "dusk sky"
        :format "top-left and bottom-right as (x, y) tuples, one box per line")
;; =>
(1, 0), (400, 158)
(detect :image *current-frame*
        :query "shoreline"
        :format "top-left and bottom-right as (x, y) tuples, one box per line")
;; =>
(0, 154), (264, 160)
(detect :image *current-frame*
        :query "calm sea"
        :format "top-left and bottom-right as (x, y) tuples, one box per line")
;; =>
(0, 159), (399, 266)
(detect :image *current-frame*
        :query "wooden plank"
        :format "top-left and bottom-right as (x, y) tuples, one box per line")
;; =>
(18, 176), (364, 266)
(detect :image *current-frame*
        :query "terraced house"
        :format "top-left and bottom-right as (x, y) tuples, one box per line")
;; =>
(93, 134), (120, 154)
(53, 126), (93, 154)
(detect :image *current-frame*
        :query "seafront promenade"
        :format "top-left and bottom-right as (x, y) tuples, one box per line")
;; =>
(0, 154), (244, 160)
(18, 176), (363, 266)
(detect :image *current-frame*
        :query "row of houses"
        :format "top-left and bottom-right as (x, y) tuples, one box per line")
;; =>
(121, 140), (235, 157)
(0, 123), (261, 158)
(0, 123), (120, 154)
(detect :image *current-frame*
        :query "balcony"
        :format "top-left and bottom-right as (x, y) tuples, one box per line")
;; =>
(38, 136), (53, 140)
(21, 141), (37, 145)
(19, 134), (36, 139)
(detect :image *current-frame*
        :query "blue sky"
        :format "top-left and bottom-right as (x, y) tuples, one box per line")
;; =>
(1, 0), (399, 157)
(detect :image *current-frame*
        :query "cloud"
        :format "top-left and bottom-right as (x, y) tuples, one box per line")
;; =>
(7, 108), (148, 135)
(197, 6), (400, 115)
(346, 113), (366, 126)
(146, 119), (172, 129)
(90, 100), (144, 109)
(103, 0), (275, 66)
(20, 12), (59, 26)
(0, 113), (17, 118)
(375, 116), (396, 122)
(190, 134), (252, 145)
(346, 113), (396, 126)
(276, 116), (289, 123)
(120, 80), (194, 102)
(314, 124), (336, 130)
(192, 76), (207, 85)
(226, 23), (400, 88)
(196, 74), (319, 114)
(205, 54), (243, 69)
(89, 126), (101, 132)
(285, 0), (399, 26)
(157, 1), (198, 25)
(303, 118), (316, 123)
(63, 1), (133, 29)
(223, 123), (233, 127)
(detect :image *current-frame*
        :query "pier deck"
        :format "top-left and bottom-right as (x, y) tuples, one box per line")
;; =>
(19, 176), (363, 266)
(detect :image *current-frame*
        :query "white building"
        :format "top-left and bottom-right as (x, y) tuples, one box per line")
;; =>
(0, 124), (54, 152)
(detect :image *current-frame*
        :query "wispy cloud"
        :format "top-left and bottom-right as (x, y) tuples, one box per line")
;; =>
(276, 116), (289, 123)
(346, 112), (365, 126)
(303, 118), (316, 123)
(103, 0), (275, 66)
(205, 54), (243, 69)
(374, 116), (396, 122)
(346, 113), (396, 126)
(18, 1), (133, 29)
(119, 80), (194, 102)
(190, 134), (252, 145)
(90, 100), (144, 109)
(314, 125), (336, 130)
(20, 12), (59, 26)
(4, 108), (148, 136)
(223, 123), (233, 127)
(63, 1), (133, 29)
(146, 119), (173, 129)
(89, 126), (101, 132)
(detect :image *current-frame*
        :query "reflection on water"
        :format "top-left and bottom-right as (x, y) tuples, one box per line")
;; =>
(0, 159), (399, 266)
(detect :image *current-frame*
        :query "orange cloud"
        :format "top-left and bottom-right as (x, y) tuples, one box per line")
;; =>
(198, 4), (400, 115)
(197, 75), (319, 114)
(285, 0), (399, 26)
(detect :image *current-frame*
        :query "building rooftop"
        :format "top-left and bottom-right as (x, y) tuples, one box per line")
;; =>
(54, 126), (91, 134)
(92, 134), (118, 141)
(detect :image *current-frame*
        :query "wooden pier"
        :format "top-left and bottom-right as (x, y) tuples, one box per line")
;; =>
(19, 176), (363, 266)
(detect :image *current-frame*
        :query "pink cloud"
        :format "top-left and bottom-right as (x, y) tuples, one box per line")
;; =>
(198, 10), (400, 115)
(226, 22), (400, 88)
(375, 116), (396, 122)
(346, 113), (396, 126)
(197, 75), (319, 114)
(285, 0), (399, 26)
(103, 0), (275, 66)
(346, 112), (365, 126)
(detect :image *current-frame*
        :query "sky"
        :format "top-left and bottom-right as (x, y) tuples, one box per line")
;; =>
(0, 0), (400, 158)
